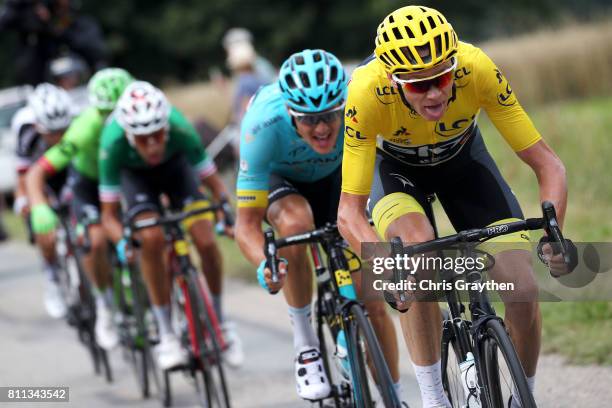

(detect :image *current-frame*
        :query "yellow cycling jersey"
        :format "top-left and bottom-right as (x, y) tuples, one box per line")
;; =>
(342, 41), (542, 195)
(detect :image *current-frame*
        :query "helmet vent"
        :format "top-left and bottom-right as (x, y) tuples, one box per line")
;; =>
(443, 32), (449, 51)
(419, 7), (427, 12)
(405, 25), (415, 38)
(438, 15), (444, 24)
(389, 15), (395, 23)
(392, 27), (403, 40)
(313, 52), (322, 62)
(379, 53), (392, 66)
(329, 66), (338, 82)
(382, 31), (390, 42)
(299, 72), (310, 87)
(415, 44), (431, 63)
(400, 47), (417, 65)
(389, 48), (403, 65)
(316, 68), (324, 85)
(419, 21), (426, 36)
(295, 56), (305, 65)
(427, 16), (436, 29)
(309, 95), (322, 107)
(406, 14), (413, 21)
(285, 74), (297, 89)
(434, 35), (442, 58)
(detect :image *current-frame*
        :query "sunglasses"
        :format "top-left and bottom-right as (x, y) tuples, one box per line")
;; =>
(391, 57), (457, 94)
(132, 129), (166, 147)
(288, 104), (345, 126)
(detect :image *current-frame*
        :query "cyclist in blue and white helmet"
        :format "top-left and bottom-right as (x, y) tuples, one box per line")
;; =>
(235, 49), (403, 402)
(272, 49), (347, 154)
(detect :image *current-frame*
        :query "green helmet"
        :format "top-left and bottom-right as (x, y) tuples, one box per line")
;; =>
(87, 68), (133, 111)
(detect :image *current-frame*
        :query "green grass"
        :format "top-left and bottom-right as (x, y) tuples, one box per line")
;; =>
(477, 96), (612, 364)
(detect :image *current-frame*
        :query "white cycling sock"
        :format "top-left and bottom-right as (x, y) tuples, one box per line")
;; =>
(93, 287), (113, 310)
(511, 375), (535, 408)
(412, 360), (451, 408)
(152, 304), (174, 340)
(393, 381), (404, 402)
(43, 261), (59, 282)
(288, 304), (318, 352)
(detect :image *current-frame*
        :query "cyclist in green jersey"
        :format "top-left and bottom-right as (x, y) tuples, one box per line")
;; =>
(99, 81), (241, 370)
(25, 68), (133, 349)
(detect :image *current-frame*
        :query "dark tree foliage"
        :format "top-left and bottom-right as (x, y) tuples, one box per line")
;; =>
(0, 0), (610, 86)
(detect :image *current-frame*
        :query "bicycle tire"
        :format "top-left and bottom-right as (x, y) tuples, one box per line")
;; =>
(441, 311), (468, 408)
(315, 300), (352, 407)
(347, 303), (401, 408)
(479, 319), (536, 408)
(128, 264), (163, 400)
(58, 238), (115, 384)
(184, 271), (231, 408)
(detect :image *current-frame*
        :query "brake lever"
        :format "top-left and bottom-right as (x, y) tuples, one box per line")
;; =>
(263, 228), (279, 284)
(541, 201), (570, 263)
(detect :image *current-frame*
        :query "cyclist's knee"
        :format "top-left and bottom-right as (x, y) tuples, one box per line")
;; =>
(88, 225), (107, 254)
(268, 196), (314, 235)
(364, 300), (390, 322)
(385, 212), (434, 243)
(139, 227), (165, 252)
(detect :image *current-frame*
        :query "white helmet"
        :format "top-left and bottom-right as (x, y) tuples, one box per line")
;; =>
(222, 27), (253, 50)
(27, 83), (73, 132)
(116, 81), (171, 140)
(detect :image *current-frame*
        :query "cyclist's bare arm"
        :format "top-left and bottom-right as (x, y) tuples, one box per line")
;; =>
(24, 163), (49, 207)
(101, 201), (123, 244)
(516, 139), (568, 227)
(201, 171), (230, 202)
(235, 206), (267, 266)
(338, 192), (380, 258)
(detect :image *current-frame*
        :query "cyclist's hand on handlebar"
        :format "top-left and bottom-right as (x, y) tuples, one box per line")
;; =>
(116, 238), (136, 264)
(257, 258), (287, 294)
(30, 203), (58, 234)
(538, 237), (578, 277)
(215, 220), (235, 239)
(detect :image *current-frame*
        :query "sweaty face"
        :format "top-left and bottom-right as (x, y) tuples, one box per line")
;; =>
(393, 58), (455, 121)
(132, 128), (167, 165)
(291, 109), (343, 154)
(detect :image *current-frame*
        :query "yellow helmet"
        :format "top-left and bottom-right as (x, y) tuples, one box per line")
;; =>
(374, 6), (458, 74)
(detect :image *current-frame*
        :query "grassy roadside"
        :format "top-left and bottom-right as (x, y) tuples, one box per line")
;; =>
(477, 96), (612, 364)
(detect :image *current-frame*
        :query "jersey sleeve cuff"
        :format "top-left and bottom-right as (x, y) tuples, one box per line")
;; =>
(38, 156), (57, 175)
(99, 186), (122, 202)
(196, 159), (218, 179)
(236, 189), (268, 208)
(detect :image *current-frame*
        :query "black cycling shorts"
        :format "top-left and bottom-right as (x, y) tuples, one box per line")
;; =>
(68, 167), (101, 224)
(267, 165), (341, 228)
(367, 127), (528, 246)
(120, 154), (208, 221)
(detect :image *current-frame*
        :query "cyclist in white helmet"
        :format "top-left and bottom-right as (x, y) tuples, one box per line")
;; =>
(99, 81), (242, 370)
(12, 83), (74, 318)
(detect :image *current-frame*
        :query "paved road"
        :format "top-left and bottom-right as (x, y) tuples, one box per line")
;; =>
(1, 241), (611, 407)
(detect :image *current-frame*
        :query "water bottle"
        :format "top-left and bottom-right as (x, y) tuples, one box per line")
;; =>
(459, 352), (481, 408)
(335, 329), (351, 380)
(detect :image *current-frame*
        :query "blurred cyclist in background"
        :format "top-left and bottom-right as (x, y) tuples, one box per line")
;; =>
(12, 82), (73, 318)
(26, 68), (132, 349)
(99, 81), (242, 369)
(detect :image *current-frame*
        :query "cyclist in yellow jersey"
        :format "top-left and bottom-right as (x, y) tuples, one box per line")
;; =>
(338, 6), (569, 408)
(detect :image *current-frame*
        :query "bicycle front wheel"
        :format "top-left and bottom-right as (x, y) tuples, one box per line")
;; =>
(441, 316), (467, 407)
(346, 303), (401, 408)
(479, 319), (537, 408)
(184, 271), (231, 408)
